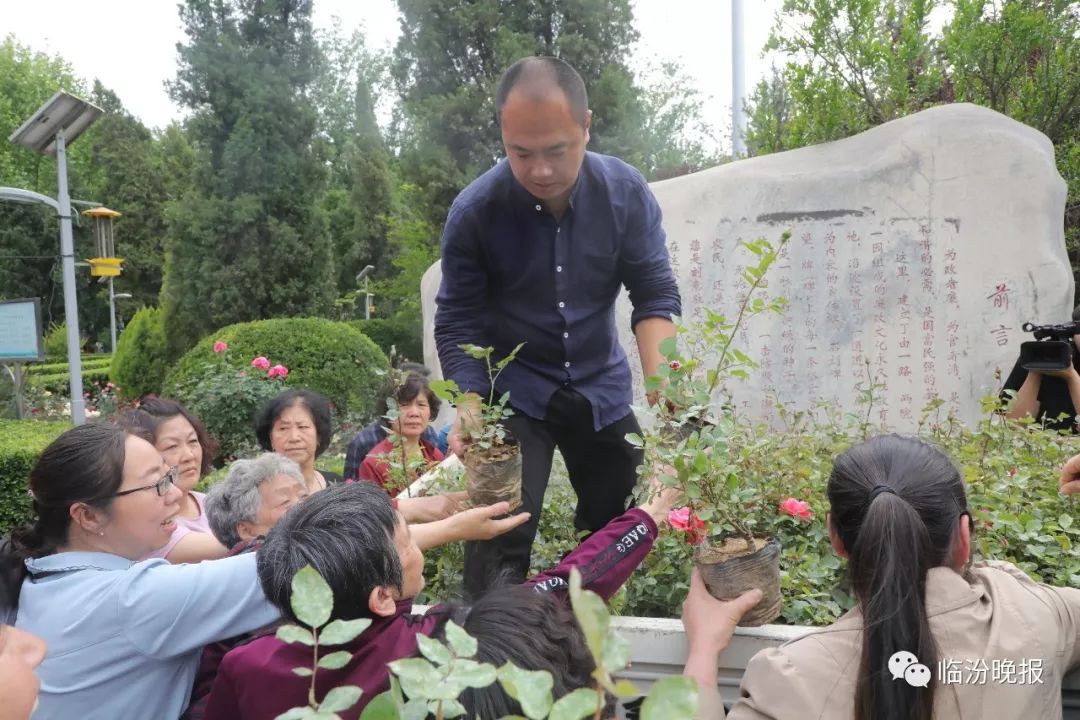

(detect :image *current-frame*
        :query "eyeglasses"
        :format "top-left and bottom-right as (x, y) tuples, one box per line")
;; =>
(111, 466), (179, 498)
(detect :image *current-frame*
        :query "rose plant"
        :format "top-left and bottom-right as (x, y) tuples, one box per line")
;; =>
(171, 345), (291, 461)
(627, 232), (792, 625)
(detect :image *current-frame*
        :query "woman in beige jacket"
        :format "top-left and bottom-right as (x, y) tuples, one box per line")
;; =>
(682, 435), (1080, 720)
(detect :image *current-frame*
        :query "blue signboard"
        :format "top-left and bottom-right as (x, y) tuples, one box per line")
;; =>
(0, 298), (45, 361)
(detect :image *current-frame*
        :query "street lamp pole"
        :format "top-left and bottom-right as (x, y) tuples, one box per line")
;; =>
(8, 91), (103, 426)
(110, 290), (132, 353)
(54, 128), (87, 424)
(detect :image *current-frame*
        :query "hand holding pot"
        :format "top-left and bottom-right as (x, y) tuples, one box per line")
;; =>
(450, 501), (531, 542)
(682, 567), (762, 657)
(398, 492), (469, 523)
(1061, 453), (1080, 496)
(448, 394), (483, 458)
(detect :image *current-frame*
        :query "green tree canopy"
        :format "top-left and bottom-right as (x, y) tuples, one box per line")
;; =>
(162, 0), (334, 353)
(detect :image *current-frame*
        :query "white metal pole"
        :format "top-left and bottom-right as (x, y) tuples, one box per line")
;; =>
(365, 277), (371, 320)
(732, 0), (747, 157)
(109, 276), (117, 354)
(56, 128), (86, 425)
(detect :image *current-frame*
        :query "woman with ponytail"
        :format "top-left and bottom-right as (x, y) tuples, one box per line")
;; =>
(682, 434), (1080, 719)
(0, 424), (278, 720)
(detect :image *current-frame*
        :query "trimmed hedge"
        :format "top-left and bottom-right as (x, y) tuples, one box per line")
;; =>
(165, 317), (390, 419)
(351, 314), (423, 364)
(28, 367), (111, 392)
(110, 307), (169, 400)
(0, 420), (68, 534)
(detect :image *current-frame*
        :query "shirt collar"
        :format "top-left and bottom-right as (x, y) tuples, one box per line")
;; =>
(25, 551), (136, 575)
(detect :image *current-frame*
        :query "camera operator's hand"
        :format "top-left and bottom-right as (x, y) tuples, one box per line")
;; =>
(1038, 366), (1080, 382)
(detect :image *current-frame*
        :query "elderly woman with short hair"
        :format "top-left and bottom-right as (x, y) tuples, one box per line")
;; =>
(205, 454), (309, 554)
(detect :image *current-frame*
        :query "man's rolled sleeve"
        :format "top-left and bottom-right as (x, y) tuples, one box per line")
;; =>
(620, 177), (681, 330)
(434, 202), (492, 396)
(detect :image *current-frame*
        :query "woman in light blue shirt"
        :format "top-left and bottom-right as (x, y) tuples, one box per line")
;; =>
(0, 424), (280, 720)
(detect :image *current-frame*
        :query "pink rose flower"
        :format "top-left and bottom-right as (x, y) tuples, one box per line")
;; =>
(251, 356), (270, 370)
(669, 360), (682, 371)
(267, 364), (289, 379)
(667, 506), (706, 544)
(779, 497), (813, 520)
(213, 340), (228, 353)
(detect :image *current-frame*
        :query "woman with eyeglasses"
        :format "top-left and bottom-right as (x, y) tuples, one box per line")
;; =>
(0, 424), (279, 720)
(121, 399), (228, 563)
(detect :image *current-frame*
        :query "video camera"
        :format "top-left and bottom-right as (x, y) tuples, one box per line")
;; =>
(1019, 321), (1080, 371)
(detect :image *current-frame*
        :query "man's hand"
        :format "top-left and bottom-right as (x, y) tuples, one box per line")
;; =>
(447, 394), (483, 458)
(398, 492), (468, 523)
(1060, 454), (1080, 495)
(450, 502), (531, 542)
(682, 567), (762, 658)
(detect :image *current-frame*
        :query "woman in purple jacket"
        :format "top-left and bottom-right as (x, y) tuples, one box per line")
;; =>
(203, 481), (679, 719)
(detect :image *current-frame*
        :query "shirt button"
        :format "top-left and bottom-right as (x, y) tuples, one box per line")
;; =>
(556, 265), (563, 272)
(535, 204), (542, 212)
(558, 301), (565, 308)
(564, 361), (571, 368)
(563, 332), (569, 339)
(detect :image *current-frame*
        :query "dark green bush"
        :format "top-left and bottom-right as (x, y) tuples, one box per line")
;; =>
(0, 420), (68, 534)
(110, 307), (169, 400)
(351, 314), (423, 364)
(166, 317), (389, 420)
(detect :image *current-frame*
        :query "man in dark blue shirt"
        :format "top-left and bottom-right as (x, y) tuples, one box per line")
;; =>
(435, 56), (681, 597)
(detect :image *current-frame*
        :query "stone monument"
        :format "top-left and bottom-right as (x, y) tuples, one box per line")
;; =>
(422, 104), (1071, 431)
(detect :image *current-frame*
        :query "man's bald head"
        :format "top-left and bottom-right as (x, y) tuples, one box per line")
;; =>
(495, 56), (589, 127)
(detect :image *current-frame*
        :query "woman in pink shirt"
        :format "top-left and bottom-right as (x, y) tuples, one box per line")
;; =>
(123, 399), (228, 563)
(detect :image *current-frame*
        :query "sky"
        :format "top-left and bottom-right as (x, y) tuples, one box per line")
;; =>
(3, 0), (786, 152)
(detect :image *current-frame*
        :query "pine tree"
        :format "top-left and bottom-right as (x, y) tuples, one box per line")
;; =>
(162, 0), (333, 352)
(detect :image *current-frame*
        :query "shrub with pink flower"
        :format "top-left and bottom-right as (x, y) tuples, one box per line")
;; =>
(213, 340), (228, 353)
(251, 356), (270, 370)
(267, 364), (289, 379)
(779, 497), (813, 521)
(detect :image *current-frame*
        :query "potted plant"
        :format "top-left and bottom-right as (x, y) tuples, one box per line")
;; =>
(630, 233), (797, 626)
(432, 343), (524, 510)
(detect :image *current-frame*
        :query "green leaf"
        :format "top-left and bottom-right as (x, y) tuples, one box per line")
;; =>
(358, 691), (401, 720)
(497, 662), (554, 720)
(624, 432), (644, 448)
(277, 624), (315, 646)
(608, 678), (640, 699)
(415, 634), (452, 666)
(318, 651), (353, 670)
(388, 658), (442, 699)
(443, 620), (478, 658)
(658, 336), (678, 358)
(400, 698), (429, 720)
(599, 632), (631, 673)
(548, 688), (602, 720)
(319, 686), (364, 713)
(274, 708), (314, 720)
(292, 667), (314, 677)
(452, 658), (498, 688)
(640, 676), (699, 719)
(433, 698), (466, 718)
(291, 565), (333, 629)
(568, 569), (610, 663)
(1060, 514), (1074, 531)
